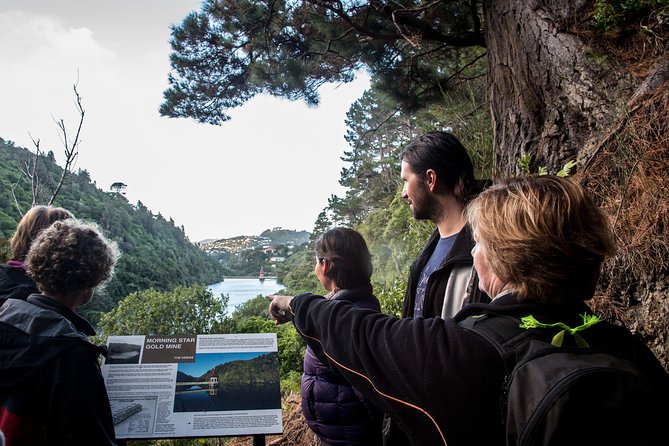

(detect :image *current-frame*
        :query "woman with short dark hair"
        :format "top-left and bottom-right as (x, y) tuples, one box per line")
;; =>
(0, 218), (119, 445)
(274, 227), (383, 446)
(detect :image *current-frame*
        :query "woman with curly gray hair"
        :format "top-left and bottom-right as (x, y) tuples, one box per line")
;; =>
(0, 218), (119, 445)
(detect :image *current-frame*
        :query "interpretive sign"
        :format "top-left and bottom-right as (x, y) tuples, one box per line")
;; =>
(101, 333), (283, 439)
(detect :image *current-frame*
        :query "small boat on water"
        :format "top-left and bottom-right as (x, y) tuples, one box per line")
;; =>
(259, 267), (266, 281)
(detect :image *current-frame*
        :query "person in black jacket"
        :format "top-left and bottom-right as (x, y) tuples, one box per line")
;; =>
(270, 176), (669, 446)
(390, 131), (491, 444)
(0, 218), (119, 445)
(0, 205), (73, 303)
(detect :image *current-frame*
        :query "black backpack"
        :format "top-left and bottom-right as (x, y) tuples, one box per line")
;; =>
(460, 312), (667, 446)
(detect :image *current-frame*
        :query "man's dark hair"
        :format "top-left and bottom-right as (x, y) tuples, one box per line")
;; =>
(400, 131), (477, 206)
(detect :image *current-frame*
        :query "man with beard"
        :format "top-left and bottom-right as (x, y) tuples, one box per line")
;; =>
(382, 131), (491, 444)
(399, 131), (490, 319)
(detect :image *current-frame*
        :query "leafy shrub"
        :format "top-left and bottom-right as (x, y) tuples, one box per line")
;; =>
(592, 0), (669, 31)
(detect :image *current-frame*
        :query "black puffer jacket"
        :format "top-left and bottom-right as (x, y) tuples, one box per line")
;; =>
(300, 286), (383, 445)
(0, 295), (116, 445)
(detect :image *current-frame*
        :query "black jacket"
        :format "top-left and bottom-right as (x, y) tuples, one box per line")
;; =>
(0, 295), (116, 445)
(0, 263), (38, 303)
(402, 225), (488, 319)
(390, 225), (490, 445)
(289, 292), (669, 446)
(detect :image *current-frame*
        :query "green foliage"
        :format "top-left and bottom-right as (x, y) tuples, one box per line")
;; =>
(0, 237), (10, 263)
(95, 285), (229, 341)
(161, 0), (486, 124)
(0, 139), (225, 326)
(234, 315), (275, 334)
(518, 154), (533, 175)
(221, 247), (272, 276)
(358, 192), (433, 288)
(275, 323), (306, 389)
(375, 277), (407, 318)
(310, 210), (332, 243)
(232, 295), (273, 321)
(557, 160), (578, 177)
(584, 48), (610, 66)
(280, 369), (303, 396)
(276, 246), (322, 295)
(518, 155), (577, 177)
(592, 0), (668, 31)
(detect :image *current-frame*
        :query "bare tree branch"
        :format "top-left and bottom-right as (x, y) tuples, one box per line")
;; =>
(11, 82), (86, 213)
(24, 134), (42, 207)
(354, 106), (403, 152)
(49, 84), (85, 205)
(306, 27), (356, 57)
(10, 179), (24, 216)
(371, 0), (486, 47)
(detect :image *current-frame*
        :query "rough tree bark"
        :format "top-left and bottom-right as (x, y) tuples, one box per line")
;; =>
(484, 0), (636, 175)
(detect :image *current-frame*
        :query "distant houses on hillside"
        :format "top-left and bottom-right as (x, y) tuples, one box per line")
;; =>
(199, 228), (309, 254)
(201, 235), (272, 253)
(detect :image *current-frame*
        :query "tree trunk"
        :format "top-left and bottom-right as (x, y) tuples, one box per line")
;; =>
(483, 0), (635, 175)
(483, 0), (669, 369)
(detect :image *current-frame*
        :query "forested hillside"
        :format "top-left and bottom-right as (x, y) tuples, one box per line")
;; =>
(0, 138), (225, 324)
(191, 352), (280, 387)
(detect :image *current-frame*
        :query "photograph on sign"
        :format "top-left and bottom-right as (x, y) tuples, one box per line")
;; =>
(106, 336), (144, 364)
(174, 352), (281, 412)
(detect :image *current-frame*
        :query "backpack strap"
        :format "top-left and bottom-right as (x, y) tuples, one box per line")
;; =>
(459, 314), (535, 374)
(460, 314), (533, 424)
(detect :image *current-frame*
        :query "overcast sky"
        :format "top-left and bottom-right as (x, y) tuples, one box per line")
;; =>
(0, 0), (370, 242)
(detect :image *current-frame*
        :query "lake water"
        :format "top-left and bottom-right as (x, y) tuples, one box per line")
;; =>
(208, 277), (286, 313)
(173, 382), (281, 412)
